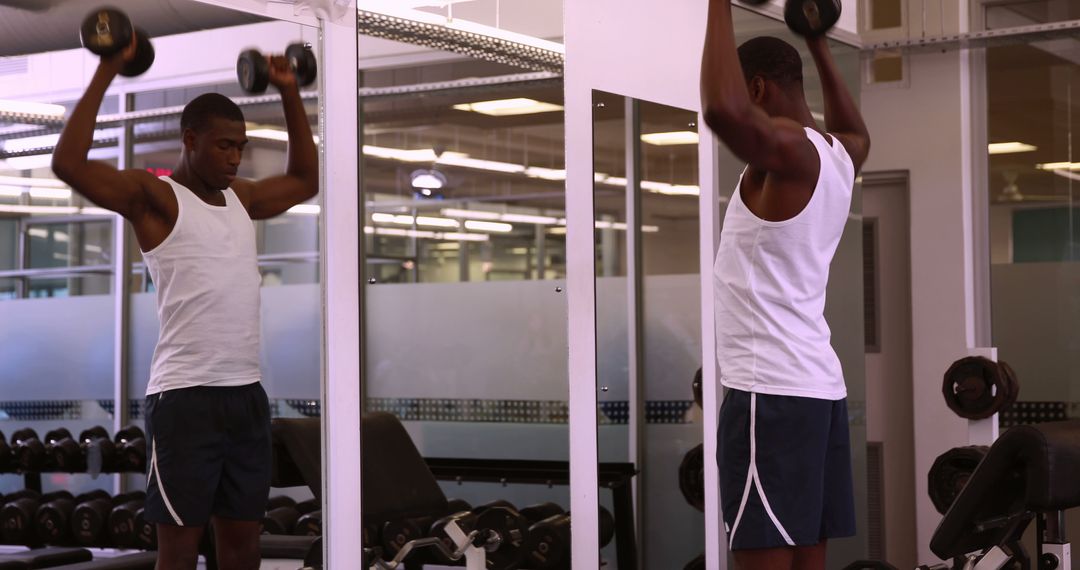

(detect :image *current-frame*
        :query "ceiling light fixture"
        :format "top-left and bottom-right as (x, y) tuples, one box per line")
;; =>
(410, 169), (446, 190)
(464, 220), (513, 233)
(1037, 162), (1080, 171)
(452, 98), (564, 116)
(441, 208), (501, 220)
(0, 99), (66, 118)
(641, 131), (699, 146)
(988, 142), (1037, 155)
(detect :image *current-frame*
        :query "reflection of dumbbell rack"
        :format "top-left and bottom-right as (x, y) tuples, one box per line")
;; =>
(0, 426), (148, 493)
(423, 458), (639, 570)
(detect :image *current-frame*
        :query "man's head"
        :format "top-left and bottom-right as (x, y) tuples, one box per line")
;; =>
(737, 36), (805, 118)
(179, 93), (247, 190)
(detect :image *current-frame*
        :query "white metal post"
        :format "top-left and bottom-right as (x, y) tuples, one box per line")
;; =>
(319, 4), (361, 567)
(565, 81), (601, 570)
(698, 120), (728, 570)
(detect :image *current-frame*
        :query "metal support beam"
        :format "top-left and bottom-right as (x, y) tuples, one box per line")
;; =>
(624, 96), (645, 568)
(113, 92), (134, 495)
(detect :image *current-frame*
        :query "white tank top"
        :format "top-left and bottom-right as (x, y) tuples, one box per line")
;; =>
(713, 128), (855, 400)
(142, 176), (262, 395)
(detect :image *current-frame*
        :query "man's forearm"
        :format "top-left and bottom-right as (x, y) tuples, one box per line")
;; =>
(53, 64), (116, 173)
(807, 38), (867, 139)
(701, 0), (753, 120)
(280, 87), (318, 184)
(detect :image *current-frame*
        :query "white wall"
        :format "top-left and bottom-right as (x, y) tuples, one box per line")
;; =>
(860, 42), (978, 567)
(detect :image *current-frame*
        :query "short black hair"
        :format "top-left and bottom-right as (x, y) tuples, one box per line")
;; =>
(179, 93), (245, 133)
(737, 36), (803, 88)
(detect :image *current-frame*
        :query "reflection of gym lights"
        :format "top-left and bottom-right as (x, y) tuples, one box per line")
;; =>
(246, 128), (321, 145)
(988, 142), (1037, 155)
(437, 154), (525, 174)
(452, 98), (563, 116)
(464, 220), (513, 233)
(0, 99), (66, 117)
(499, 213), (560, 225)
(641, 131), (699, 146)
(641, 181), (700, 196)
(1, 129), (119, 154)
(410, 169), (446, 190)
(441, 208), (501, 220)
(363, 225), (489, 242)
(371, 212), (460, 228)
(546, 223), (659, 235)
(0, 175), (67, 188)
(1037, 162), (1080, 171)
(524, 166), (566, 181)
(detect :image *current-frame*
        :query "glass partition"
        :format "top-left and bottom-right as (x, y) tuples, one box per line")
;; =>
(589, 7), (866, 569)
(360, 53), (570, 562)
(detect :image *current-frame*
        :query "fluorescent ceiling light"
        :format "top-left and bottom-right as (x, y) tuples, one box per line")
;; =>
(641, 181), (700, 196)
(988, 142), (1037, 155)
(0, 99), (66, 117)
(442, 232), (489, 242)
(415, 216), (460, 228)
(364, 225), (489, 242)
(499, 213), (559, 225)
(1037, 162), (1080, 171)
(0, 205), (79, 214)
(509, 247), (529, 255)
(452, 98), (563, 116)
(0, 175), (67, 188)
(464, 220), (513, 233)
(641, 131), (699, 146)
(2, 133), (60, 153)
(437, 154), (525, 174)
(372, 212), (460, 228)
(524, 166), (567, 181)
(0, 185), (23, 197)
(28, 188), (71, 200)
(441, 208), (501, 220)
(288, 204), (321, 215)
(411, 171), (446, 190)
(2, 155), (57, 171)
(246, 128), (320, 145)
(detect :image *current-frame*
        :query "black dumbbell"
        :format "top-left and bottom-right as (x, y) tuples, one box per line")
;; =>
(0, 431), (13, 473)
(524, 514), (570, 570)
(295, 498), (319, 515)
(134, 507), (157, 550)
(426, 499), (519, 566)
(79, 7), (155, 77)
(294, 509), (322, 537)
(114, 426), (146, 472)
(4, 490), (71, 546)
(236, 42), (318, 94)
(381, 501), (473, 562)
(784, 0), (842, 37)
(519, 502), (565, 525)
(44, 429), (81, 472)
(262, 506), (302, 535)
(598, 505), (615, 548)
(79, 427), (116, 474)
(108, 492), (146, 548)
(36, 490), (109, 546)
(11, 429), (45, 472)
(73, 491), (145, 546)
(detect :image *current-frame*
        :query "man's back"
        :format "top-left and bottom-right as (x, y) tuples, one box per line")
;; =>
(714, 128), (855, 400)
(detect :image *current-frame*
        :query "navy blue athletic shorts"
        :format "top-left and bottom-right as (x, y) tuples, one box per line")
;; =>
(717, 388), (856, 550)
(143, 381), (272, 527)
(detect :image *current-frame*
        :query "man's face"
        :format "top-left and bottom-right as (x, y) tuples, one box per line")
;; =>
(185, 117), (248, 190)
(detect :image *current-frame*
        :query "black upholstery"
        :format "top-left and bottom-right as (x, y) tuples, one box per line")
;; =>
(271, 418), (322, 498)
(361, 411), (449, 523)
(0, 547), (92, 569)
(46, 552), (157, 570)
(930, 420), (1080, 560)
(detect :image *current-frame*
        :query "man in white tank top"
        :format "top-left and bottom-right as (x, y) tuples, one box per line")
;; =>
(52, 39), (318, 570)
(701, 2), (871, 569)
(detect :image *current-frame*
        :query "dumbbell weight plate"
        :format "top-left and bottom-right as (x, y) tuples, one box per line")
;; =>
(784, 0), (842, 38)
(72, 497), (112, 546)
(12, 428), (44, 472)
(45, 428), (81, 473)
(36, 494), (77, 545)
(679, 443), (706, 512)
(262, 506), (301, 535)
(80, 8), (134, 56)
(475, 506), (529, 570)
(3, 497), (41, 544)
(285, 43), (317, 87)
(942, 357), (1010, 420)
(294, 509), (322, 537)
(927, 445), (989, 515)
(519, 502), (565, 525)
(120, 29), (155, 77)
(134, 508), (157, 550)
(237, 49), (270, 94)
(108, 499), (144, 548)
(524, 514), (570, 570)
(999, 360), (1021, 410)
(428, 511), (478, 565)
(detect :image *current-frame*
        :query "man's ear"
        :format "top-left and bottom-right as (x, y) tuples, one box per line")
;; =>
(181, 128), (197, 152)
(748, 76), (767, 104)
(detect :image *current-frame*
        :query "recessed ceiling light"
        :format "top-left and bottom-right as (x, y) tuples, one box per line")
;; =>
(452, 98), (563, 116)
(0, 99), (65, 117)
(641, 131), (699, 146)
(1037, 162), (1080, 171)
(988, 142), (1037, 155)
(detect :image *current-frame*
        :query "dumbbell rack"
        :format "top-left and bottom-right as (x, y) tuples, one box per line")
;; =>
(423, 458), (639, 570)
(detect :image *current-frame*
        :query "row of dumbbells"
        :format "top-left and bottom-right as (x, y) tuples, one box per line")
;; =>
(261, 496), (322, 537)
(0, 427), (146, 474)
(0, 489), (155, 549)
(367, 499), (615, 570)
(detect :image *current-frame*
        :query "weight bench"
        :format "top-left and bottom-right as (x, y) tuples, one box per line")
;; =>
(921, 419), (1080, 569)
(0, 547), (91, 569)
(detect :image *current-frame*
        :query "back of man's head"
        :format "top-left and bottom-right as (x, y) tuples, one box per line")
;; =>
(737, 36), (804, 91)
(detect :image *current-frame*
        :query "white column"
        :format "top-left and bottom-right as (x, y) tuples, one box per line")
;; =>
(319, 4), (361, 566)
